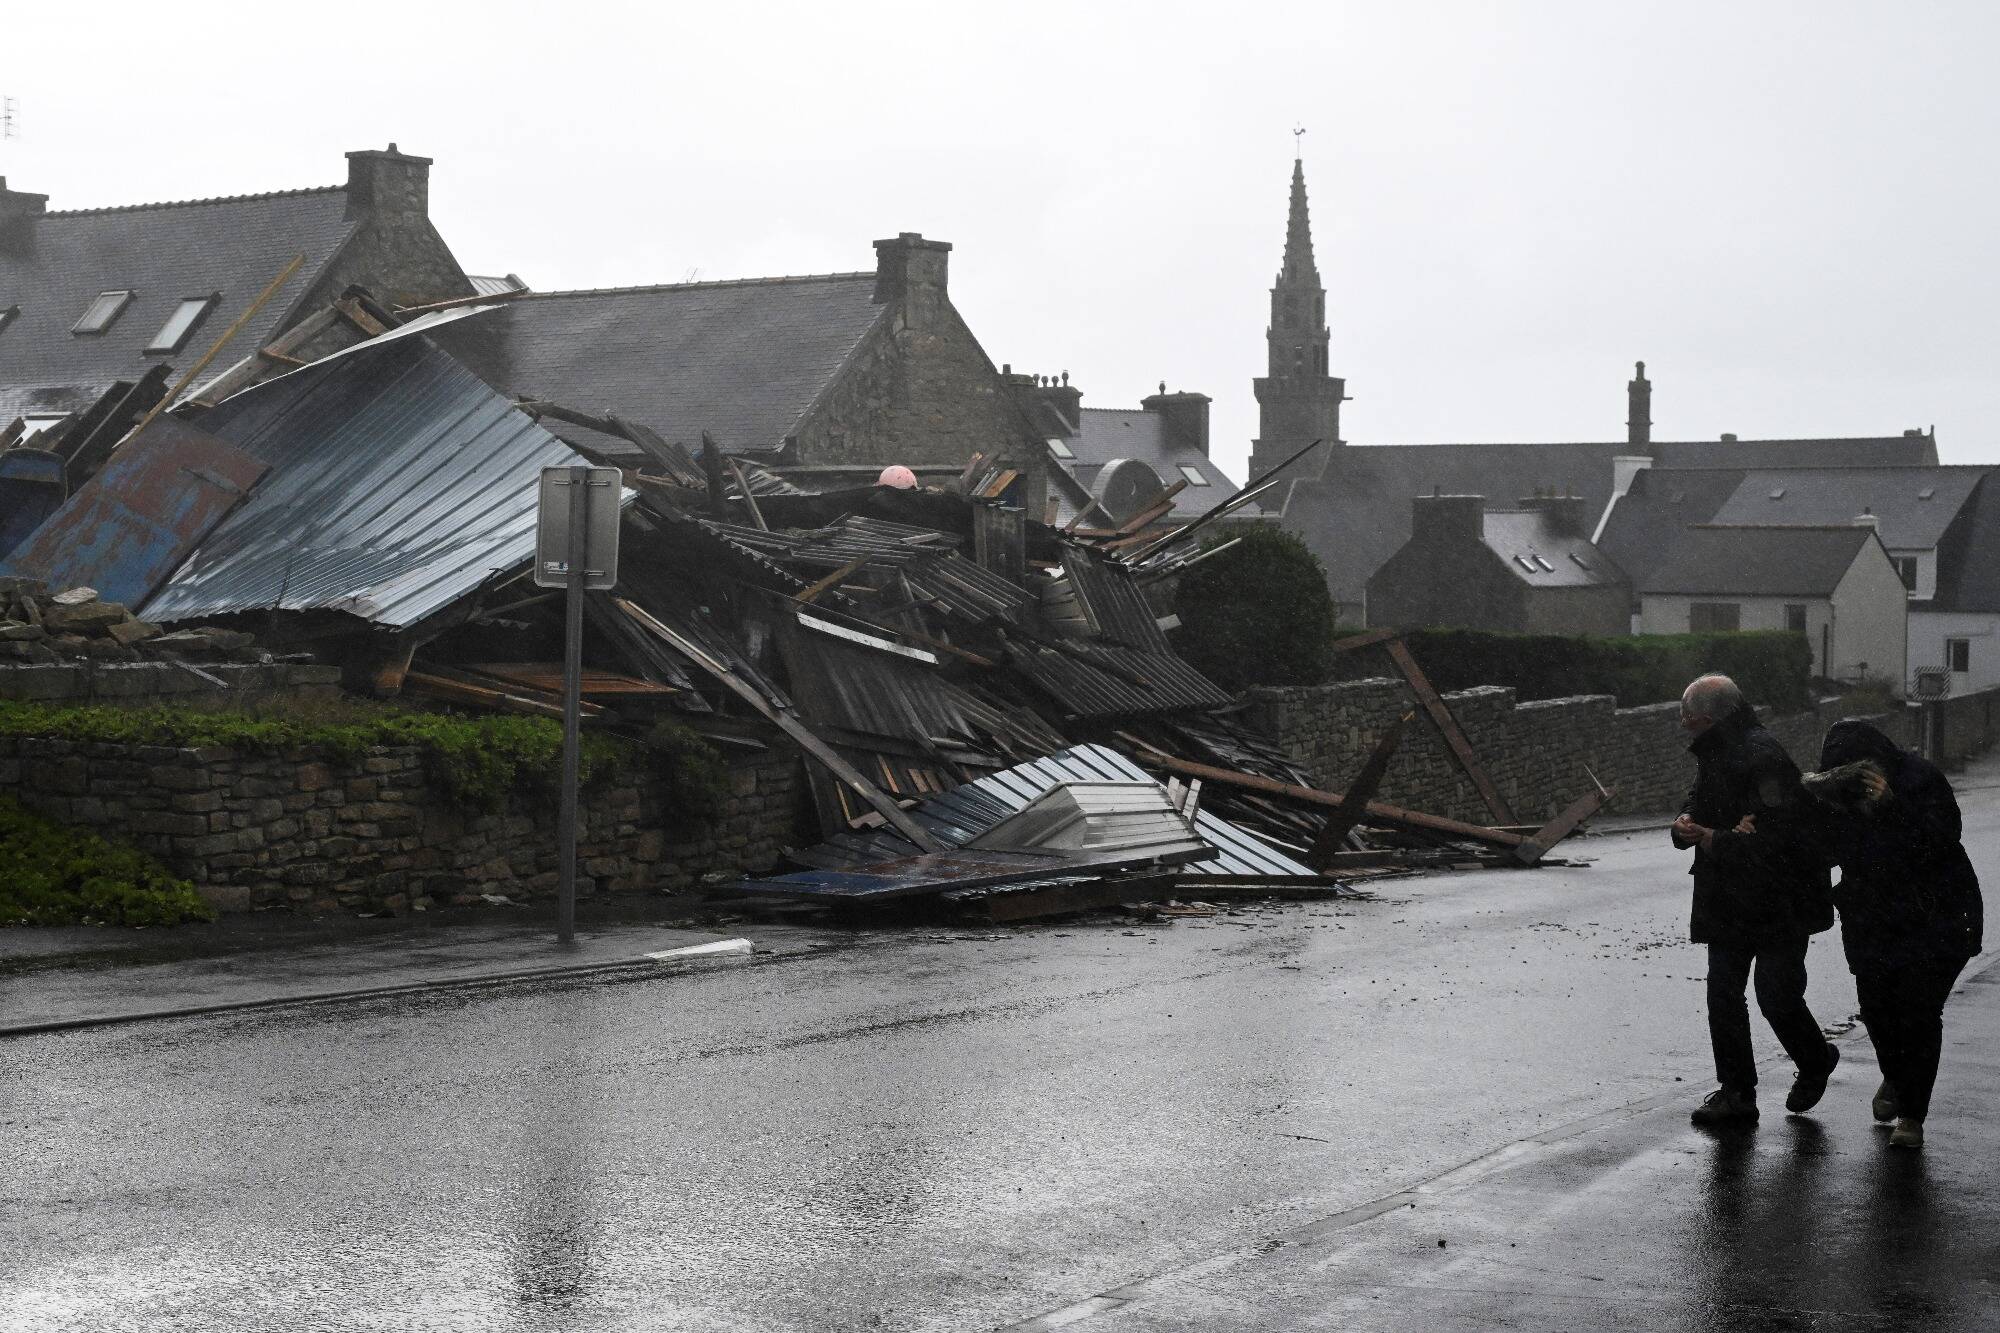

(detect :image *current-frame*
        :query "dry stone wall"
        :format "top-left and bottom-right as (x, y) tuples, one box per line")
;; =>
(0, 736), (807, 915)
(1248, 679), (1917, 825)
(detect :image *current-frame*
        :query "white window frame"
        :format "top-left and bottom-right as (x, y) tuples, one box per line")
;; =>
(1177, 464), (1211, 487)
(73, 290), (134, 335)
(145, 294), (219, 355)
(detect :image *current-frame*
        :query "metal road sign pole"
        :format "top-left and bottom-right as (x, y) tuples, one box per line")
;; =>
(557, 465), (588, 948)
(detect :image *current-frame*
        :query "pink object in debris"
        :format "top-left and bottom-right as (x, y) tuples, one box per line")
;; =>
(877, 465), (918, 489)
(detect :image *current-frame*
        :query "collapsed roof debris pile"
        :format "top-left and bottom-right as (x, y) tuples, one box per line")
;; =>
(0, 305), (1613, 921)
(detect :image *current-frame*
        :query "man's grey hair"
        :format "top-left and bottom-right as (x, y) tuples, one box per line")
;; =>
(1682, 674), (1744, 721)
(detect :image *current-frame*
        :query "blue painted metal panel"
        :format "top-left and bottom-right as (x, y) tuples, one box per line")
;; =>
(0, 422), (265, 607)
(0, 449), (66, 560)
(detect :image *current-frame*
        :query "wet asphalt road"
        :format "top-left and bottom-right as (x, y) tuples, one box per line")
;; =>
(3, 786), (1997, 1331)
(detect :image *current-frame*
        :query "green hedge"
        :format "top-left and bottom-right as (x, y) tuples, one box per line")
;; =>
(0, 702), (729, 814)
(1332, 629), (1813, 712)
(1171, 527), (1340, 689)
(0, 797), (215, 927)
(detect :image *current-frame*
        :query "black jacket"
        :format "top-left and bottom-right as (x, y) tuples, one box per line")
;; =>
(1813, 719), (1983, 974)
(1673, 704), (1834, 946)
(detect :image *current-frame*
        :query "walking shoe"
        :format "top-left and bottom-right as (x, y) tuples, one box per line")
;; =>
(1872, 1079), (1900, 1123)
(1888, 1117), (1924, 1149)
(1691, 1087), (1759, 1126)
(1785, 1043), (1840, 1114)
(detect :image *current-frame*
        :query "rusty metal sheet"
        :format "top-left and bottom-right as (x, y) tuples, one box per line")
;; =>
(0, 448), (67, 559)
(0, 418), (266, 608)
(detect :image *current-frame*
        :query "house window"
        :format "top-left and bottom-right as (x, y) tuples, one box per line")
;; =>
(1894, 556), (1919, 591)
(145, 295), (218, 354)
(1046, 436), (1075, 460)
(1178, 465), (1210, 486)
(0, 304), (16, 336)
(1947, 638), (1970, 673)
(1690, 602), (1741, 632)
(1785, 604), (1807, 634)
(73, 290), (134, 335)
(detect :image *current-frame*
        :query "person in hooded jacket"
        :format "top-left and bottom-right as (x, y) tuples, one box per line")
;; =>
(1802, 719), (1983, 1149)
(1670, 675), (1838, 1126)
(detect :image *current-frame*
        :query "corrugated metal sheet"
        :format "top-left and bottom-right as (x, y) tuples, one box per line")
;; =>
(1, 419), (265, 606)
(1057, 547), (1174, 652)
(141, 335), (586, 628)
(1005, 638), (1232, 719)
(786, 743), (1312, 879)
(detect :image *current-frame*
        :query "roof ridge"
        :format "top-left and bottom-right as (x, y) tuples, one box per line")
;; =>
(511, 271), (876, 300)
(46, 184), (347, 218)
(1689, 523), (1872, 533)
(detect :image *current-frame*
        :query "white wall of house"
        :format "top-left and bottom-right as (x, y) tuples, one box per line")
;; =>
(1911, 610), (2000, 694)
(1886, 546), (1937, 600)
(1831, 543), (1910, 692)
(1640, 594), (1832, 671)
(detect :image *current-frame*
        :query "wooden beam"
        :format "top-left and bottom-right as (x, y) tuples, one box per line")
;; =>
(332, 296), (391, 338)
(1306, 709), (1412, 868)
(1328, 627), (1403, 655)
(725, 455), (770, 531)
(188, 304), (345, 407)
(615, 598), (945, 852)
(1383, 636), (1518, 825)
(405, 670), (601, 720)
(793, 555), (871, 606)
(1512, 784), (1616, 866)
(1114, 737), (1526, 850)
(132, 253), (305, 439)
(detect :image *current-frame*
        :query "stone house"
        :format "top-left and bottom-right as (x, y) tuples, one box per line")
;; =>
(1636, 524), (1908, 690)
(1006, 372), (1236, 528)
(424, 232), (1051, 511)
(1367, 492), (1630, 635)
(0, 144), (472, 427)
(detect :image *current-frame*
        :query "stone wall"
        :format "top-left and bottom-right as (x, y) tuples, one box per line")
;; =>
(1248, 678), (1918, 824)
(0, 661), (343, 706)
(0, 735), (807, 915)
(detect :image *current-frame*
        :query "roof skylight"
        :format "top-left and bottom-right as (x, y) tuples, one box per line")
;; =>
(73, 290), (134, 335)
(1046, 436), (1075, 460)
(1178, 465), (1211, 486)
(146, 295), (219, 355)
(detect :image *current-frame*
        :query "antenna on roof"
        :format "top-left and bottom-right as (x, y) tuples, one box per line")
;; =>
(1, 96), (17, 140)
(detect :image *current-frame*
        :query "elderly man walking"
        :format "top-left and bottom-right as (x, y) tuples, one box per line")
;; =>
(1670, 674), (1838, 1125)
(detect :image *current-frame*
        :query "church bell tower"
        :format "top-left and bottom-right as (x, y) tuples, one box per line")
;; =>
(1249, 153), (1345, 482)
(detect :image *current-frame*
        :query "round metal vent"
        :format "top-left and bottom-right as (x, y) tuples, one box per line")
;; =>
(1094, 458), (1167, 525)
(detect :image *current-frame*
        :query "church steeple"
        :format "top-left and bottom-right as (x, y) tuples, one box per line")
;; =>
(1250, 151), (1345, 482)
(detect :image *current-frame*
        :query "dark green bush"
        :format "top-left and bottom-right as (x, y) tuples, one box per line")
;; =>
(643, 718), (731, 827)
(0, 797), (215, 927)
(1331, 629), (1812, 711)
(1171, 526), (1339, 689)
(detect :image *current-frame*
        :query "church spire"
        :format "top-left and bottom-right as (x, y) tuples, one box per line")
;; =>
(1250, 151), (1345, 483)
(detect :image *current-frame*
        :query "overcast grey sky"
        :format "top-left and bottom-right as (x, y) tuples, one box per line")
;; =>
(6, 1), (1995, 476)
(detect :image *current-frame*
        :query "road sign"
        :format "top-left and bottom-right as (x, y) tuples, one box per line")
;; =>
(535, 466), (621, 589)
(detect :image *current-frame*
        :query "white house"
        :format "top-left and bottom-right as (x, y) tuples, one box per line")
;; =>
(1637, 524), (1908, 692)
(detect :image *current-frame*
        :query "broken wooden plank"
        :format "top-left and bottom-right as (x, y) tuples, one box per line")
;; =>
(725, 455), (770, 531)
(615, 597), (944, 852)
(792, 555), (872, 606)
(1114, 737), (1527, 850)
(1327, 626), (1403, 655)
(1383, 636), (1518, 826)
(332, 295), (391, 338)
(187, 304), (345, 407)
(1306, 709), (1412, 869)
(1512, 784), (1616, 866)
(131, 253), (305, 436)
(405, 670), (600, 720)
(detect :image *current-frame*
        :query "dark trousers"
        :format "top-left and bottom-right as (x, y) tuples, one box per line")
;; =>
(1856, 957), (1967, 1122)
(1707, 939), (1829, 1093)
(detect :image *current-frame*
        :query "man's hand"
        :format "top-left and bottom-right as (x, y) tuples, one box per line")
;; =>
(1734, 814), (1757, 834)
(1672, 814), (1712, 850)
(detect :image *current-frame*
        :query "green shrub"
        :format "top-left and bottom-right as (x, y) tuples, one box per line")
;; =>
(1333, 628), (1812, 711)
(1171, 526), (1340, 689)
(643, 718), (731, 826)
(0, 797), (215, 927)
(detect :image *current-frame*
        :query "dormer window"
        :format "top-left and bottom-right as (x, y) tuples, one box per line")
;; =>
(1178, 465), (1210, 486)
(1514, 555), (1539, 573)
(73, 290), (134, 335)
(1046, 436), (1075, 460)
(1533, 555), (1556, 572)
(1919, 487), (1936, 501)
(146, 295), (219, 354)
(1767, 488), (1786, 500)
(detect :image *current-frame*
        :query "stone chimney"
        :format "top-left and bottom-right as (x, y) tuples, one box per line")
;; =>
(1516, 489), (1590, 538)
(873, 232), (952, 331)
(1142, 388), (1212, 458)
(1002, 367), (1081, 433)
(1627, 360), (1652, 451)
(344, 143), (433, 220)
(1411, 493), (1486, 546)
(0, 177), (48, 257)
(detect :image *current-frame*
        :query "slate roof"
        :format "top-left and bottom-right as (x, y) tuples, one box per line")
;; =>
(1594, 467), (1747, 593)
(1276, 435), (1942, 608)
(1705, 466), (1988, 551)
(1479, 509), (1625, 589)
(1059, 407), (1239, 520)
(1934, 474), (2000, 613)
(1639, 525), (1880, 598)
(0, 187), (359, 421)
(422, 274), (889, 461)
